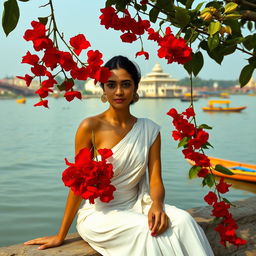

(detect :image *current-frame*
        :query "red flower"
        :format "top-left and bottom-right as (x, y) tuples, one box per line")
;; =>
(87, 50), (103, 66)
(166, 108), (179, 118)
(31, 64), (46, 76)
(21, 51), (39, 66)
(140, 0), (148, 5)
(33, 37), (53, 51)
(135, 51), (149, 60)
(197, 167), (209, 177)
(147, 28), (161, 42)
(216, 177), (232, 194)
(71, 66), (89, 80)
(35, 87), (53, 98)
(99, 6), (118, 29)
(120, 32), (137, 43)
(42, 47), (60, 70)
(93, 66), (112, 83)
(62, 147), (116, 204)
(98, 148), (113, 160)
(23, 21), (47, 41)
(172, 130), (183, 141)
(212, 201), (230, 218)
(204, 191), (217, 205)
(64, 91), (82, 102)
(34, 100), (49, 108)
(16, 74), (33, 86)
(41, 78), (57, 88)
(70, 34), (91, 56)
(58, 51), (76, 71)
(182, 107), (195, 118)
(63, 80), (74, 91)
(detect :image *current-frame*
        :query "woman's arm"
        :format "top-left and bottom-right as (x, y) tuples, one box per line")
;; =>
(147, 132), (169, 236)
(24, 119), (93, 249)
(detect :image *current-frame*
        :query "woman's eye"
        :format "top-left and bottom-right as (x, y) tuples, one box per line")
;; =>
(122, 82), (132, 88)
(106, 83), (115, 89)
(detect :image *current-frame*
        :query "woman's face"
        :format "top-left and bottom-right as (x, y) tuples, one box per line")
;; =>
(103, 68), (136, 108)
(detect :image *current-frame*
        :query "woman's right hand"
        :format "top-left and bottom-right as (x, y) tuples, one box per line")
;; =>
(24, 235), (64, 250)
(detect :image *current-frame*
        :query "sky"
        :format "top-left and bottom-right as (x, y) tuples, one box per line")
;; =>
(0, 0), (253, 80)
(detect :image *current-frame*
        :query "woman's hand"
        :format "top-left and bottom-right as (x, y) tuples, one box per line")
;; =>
(24, 235), (64, 250)
(148, 202), (169, 237)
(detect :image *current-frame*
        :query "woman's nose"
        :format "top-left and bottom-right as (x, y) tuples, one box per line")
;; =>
(115, 85), (124, 95)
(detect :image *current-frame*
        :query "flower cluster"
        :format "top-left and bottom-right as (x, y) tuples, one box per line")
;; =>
(148, 27), (192, 64)
(17, 20), (111, 108)
(62, 147), (116, 204)
(167, 107), (246, 247)
(100, 6), (150, 43)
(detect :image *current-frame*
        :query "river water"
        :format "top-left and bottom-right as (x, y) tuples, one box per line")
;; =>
(0, 95), (255, 246)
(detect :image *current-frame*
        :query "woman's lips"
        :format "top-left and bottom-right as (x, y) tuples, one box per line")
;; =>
(114, 99), (125, 103)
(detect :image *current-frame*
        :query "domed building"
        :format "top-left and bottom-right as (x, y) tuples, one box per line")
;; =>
(137, 63), (185, 98)
(84, 79), (103, 96)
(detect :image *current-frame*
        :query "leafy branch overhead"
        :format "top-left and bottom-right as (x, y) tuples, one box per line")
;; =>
(2, 0), (256, 86)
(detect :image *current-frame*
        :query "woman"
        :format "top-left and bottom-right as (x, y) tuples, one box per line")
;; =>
(24, 56), (214, 255)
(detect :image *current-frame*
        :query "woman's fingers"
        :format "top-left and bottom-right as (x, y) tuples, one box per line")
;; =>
(153, 213), (169, 236)
(148, 212), (154, 230)
(151, 213), (160, 236)
(24, 237), (47, 245)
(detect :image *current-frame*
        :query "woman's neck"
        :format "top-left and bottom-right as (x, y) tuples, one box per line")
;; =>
(104, 107), (135, 126)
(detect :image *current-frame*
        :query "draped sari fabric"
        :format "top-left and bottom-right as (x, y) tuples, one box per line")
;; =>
(77, 118), (214, 256)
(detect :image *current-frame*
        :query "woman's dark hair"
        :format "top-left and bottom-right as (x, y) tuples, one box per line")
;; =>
(100, 55), (141, 91)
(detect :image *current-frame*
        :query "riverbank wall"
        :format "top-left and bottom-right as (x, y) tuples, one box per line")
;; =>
(0, 196), (255, 256)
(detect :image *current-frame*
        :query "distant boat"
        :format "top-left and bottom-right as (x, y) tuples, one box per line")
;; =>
(220, 92), (230, 98)
(180, 93), (199, 102)
(209, 157), (256, 183)
(16, 97), (26, 104)
(202, 100), (246, 112)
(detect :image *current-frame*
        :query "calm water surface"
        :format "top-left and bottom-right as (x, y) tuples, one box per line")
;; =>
(0, 95), (255, 246)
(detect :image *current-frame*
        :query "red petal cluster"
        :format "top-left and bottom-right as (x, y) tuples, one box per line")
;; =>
(148, 27), (192, 64)
(18, 20), (112, 108)
(167, 107), (246, 247)
(62, 147), (116, 204)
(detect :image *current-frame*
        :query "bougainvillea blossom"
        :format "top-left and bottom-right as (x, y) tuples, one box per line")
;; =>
(69, 34), (91, 56)
(62, 147), (116, 204)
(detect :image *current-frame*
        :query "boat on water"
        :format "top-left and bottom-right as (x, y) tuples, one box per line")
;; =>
(16, 97), (26, 104)
(220, 92), (230, 98)
(202, 100), (246, 112)
(209, 157), (256, 183)
(180, 93), (199, 102)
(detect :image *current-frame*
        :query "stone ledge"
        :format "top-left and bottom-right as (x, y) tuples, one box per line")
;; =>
(1, 196), (255, 256)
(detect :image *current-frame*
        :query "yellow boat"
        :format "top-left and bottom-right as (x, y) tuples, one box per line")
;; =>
(16, 97), (26, 104)
(220, 92), (230, 98)
(202, 100), (246, 112)
(209, 157), (256, 183)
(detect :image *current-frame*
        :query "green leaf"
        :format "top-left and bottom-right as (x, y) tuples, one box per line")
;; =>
(2, 0), (20, 36)
(198, 124), (212, 129)
(57, 78), (74, 91)
(149, 7), (160, 23)
(189, 166), (201, 179)
(115, 0), (129, 10)
(184, 51), (204, 77)
(178, 137), (188, 148)
(208, 21), (221, 37)
(225, 13), (241, 19)
(38, 17), (48, 25)
(242, 35), (256, 51)
(239, 65), (255, 88)
(194, 1), (205, 12)
(105, 0), (117, 7)
(222, 197), (236, 207)
(204, 141), (214, 148)
(203, 174), (215, 187)
(247, 21), (253, 31)
(208, 34), (219, 51)
(185, 0), (194, 9)
(224, 2), (238, 14)
(175, 7), (190, 28)
(226, 37), (244, 45)
(215, 164), (234, 175)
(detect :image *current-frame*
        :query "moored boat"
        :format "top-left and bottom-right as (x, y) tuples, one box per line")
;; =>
(209, 157), (256, 183)
(16, 97), (26, 104)
(202, 100), (246, 112)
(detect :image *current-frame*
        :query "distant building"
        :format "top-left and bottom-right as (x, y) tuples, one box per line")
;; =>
(138, 63), (186, 98)
(84, 79), (102, 95)
(5, 77), (40, 91)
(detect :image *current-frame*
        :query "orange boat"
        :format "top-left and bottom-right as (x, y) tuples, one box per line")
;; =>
(16, 97), (26, 104)
(209, 157), (256, 183)
(202, 100), (246, 112)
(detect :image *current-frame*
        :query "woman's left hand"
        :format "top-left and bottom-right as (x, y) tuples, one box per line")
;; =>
(148, 202), (169, 237)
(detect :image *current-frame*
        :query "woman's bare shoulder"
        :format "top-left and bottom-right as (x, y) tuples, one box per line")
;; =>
(77, 115), (103, 133)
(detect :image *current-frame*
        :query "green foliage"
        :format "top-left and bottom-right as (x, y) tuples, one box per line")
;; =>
(2, 0), (19, 36)
(189, 165), (201, 179)
(239, 65), (255, 87)
(184, 51), (204, 77)
(215, 164), (234, 175)
(177, 137), (188, 148)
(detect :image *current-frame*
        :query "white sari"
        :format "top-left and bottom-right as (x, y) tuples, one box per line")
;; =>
(77, 118), (214, 256)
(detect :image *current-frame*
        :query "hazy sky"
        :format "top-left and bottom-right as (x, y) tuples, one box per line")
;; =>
(0, 0), (253, 80)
